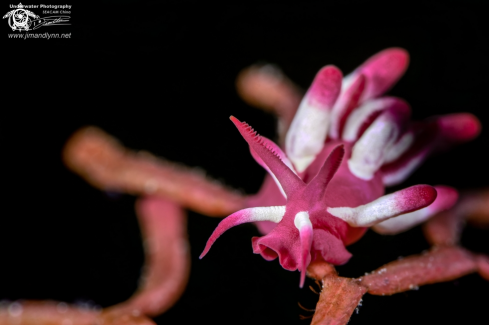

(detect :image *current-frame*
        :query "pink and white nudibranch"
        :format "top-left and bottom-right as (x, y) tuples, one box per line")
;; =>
(200, 48), (480, 287)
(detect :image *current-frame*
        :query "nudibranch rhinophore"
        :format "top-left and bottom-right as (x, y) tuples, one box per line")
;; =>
(200, 48), (480, 287)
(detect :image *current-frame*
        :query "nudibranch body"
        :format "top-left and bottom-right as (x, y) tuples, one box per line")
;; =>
(200, 49), (479, 286)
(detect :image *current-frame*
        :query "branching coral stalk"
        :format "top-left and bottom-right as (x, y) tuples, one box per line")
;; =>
(0, 301), (102, 325)
(63, 127), (246, 217)
(0, 196), (189, 325)
(311, 276), (366, 325)
(309, 246), (487, 325)
(422, 189), (489, 246)
(103, 196), (190, 318)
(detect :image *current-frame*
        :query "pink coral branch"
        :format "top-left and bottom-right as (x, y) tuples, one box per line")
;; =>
(104, 196), (190, 318)
(63, 127), (246, 217)
(0, 196), (189, 325)
(459, 188), (489, 227)
(310, 246), (489, 325)
(0, 301), (102, 325)
(311, 274), (366, 325)
(423, 188), (489, 246)
(360, 246), (479, 295)
(0, 301), (155, 325)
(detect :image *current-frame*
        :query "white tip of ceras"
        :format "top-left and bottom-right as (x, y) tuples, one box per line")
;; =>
(294, 211), (313, 288)
(328, 185), (437, 228)
(286, 99), (333, 173)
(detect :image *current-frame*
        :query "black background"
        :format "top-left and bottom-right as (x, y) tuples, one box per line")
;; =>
(2, 1), (488, 324)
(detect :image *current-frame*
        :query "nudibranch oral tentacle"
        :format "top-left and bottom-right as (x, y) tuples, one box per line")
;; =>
(199, 206), (286, 259)
(201, 48), (481, 287)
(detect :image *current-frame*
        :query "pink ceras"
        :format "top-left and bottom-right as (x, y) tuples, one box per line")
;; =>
(200, 48), (480, 287)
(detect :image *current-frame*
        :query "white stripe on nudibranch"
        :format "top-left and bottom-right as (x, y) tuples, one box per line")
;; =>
(286, 102), (332, 173)
(340, 72), (357, 94)
(294, 211), (312, 230)
(383, 132), (414, 164)
(342, 98), (388, 142)
(294, 211), (314, 288)
(250, 142), (296, 198)
(348, 113), (398, 180)
(251, 206), (287, 223)
(330, 76), (356, 139)
(328, 196), (399, 228)
(271, 174), (287, 198)
(327, 185), (436, 227)
(199, 205), (287, 259)
(371, 207), (432, 235)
